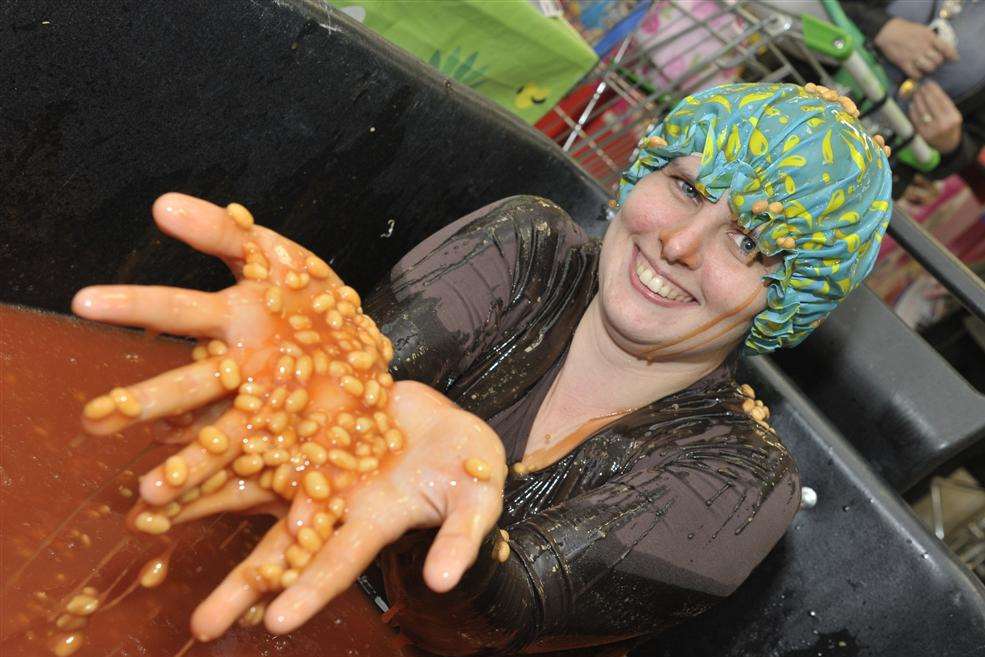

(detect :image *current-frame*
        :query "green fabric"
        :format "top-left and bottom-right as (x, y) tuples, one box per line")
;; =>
(618, 83), (893, 354)
(330, 0), (597, 124)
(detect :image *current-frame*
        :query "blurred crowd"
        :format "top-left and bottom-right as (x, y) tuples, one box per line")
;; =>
(843, 1), (985, 202)
(841, 1), (984, 357)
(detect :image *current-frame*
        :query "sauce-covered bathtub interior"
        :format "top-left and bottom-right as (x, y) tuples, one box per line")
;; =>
(0, 305), (413, 656)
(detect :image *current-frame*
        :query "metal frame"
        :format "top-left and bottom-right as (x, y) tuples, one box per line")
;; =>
(550, 0), (836, 188)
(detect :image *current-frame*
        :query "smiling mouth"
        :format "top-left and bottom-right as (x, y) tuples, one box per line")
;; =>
(632, 248), (696, 303)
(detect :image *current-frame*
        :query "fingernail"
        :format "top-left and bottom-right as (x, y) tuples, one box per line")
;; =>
(154, 193), (193, 219)
(75, 291), (94, 310)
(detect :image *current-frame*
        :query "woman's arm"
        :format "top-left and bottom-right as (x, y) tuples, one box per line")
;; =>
(364, 195), (590, 401)
(362, 197), (518, 390)
(383, 421), (800, 655)
(71, 193), (591, 641)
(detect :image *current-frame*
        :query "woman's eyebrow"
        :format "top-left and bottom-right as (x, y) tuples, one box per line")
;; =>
(664, 160), (684, 175)
(665, 162), (697, 184)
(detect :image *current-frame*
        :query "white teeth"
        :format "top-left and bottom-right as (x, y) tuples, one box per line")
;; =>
(635, 256), (692, 302)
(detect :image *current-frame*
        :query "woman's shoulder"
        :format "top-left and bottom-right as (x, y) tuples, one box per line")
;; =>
(643, 380), (797, 470)
(455, 195), (590, 246)
(612, 380), (801, 510)
(393, 195), (592, 276)
(620, 390), (800, 588)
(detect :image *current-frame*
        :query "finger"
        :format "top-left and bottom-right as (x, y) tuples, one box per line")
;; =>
(191, 519), (294, 641)
(422, 494), (502, 593)
(139, 409), (249, 506)
(73, 285), (226, 337)
(943, 99), (962, 122)
(921, 80), (944, 105)
(82, 358), (230, 436)
(909, 93), (931, 134)
(924, 282), (949, 299)
(923, 49), (943, 69)
(924, 80), (958, 115)
(912, 187), (932, 204)
(913, 87), (930, 112)
(287, 492), (322, 537)
(152, 193), (250, 263)
(902, 60), (922, 80)
(154, 399), (232, 445)
(932, 36), (958, 61)
(152, 193), (324, 282)
(174, 477), (277, 524)
(915, 55), (937, 75)
(264, 515), (403, 634)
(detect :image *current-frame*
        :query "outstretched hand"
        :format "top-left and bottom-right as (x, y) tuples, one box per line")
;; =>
(73, 193), (507, 640)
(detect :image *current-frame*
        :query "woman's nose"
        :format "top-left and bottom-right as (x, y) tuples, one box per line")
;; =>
(659, 221), (704, 269)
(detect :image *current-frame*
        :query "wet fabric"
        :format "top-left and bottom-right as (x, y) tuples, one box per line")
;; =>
(364, 196), (800, 655)
(618, 83), (894, 354)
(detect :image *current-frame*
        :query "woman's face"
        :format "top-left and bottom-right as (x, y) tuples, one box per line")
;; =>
(598, 155), (777, 362)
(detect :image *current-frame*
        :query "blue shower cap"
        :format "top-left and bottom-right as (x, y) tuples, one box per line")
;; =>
(618, 82), (893, 354)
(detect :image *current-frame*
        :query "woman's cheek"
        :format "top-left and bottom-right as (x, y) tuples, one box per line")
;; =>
(741, 271), (770, 318)
(619, 202), (660, 235)
(597, 222), (625, 291)
(705, 263), (766, 316)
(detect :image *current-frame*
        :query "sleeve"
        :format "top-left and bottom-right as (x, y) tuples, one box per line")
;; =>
(381, 427), (801, 655)
(840, 1), (894, 39)
(362, 196), (588, 395)
(925, 131), (981, 180)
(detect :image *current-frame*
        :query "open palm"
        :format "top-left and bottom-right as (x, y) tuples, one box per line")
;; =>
(73, 193), (506, 640)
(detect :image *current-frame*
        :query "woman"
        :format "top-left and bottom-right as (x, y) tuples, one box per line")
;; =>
(73, 82), (892, 654)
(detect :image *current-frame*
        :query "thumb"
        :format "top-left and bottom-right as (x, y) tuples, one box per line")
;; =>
(423, 498), (500, 593)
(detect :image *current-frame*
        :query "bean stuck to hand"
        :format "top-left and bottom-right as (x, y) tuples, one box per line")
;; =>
(74, 195), (508, 641)
(463, 457), (492, 481)
(82, 202), (405, 587)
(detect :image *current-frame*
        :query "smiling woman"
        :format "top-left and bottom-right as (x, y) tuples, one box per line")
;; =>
(599, 154), (783, 365)
(61, 82), (892, 655)
(619, 82), (891, 354)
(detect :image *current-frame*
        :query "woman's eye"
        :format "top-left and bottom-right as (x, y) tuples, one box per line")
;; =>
(729, 232), (759, 261)
(676, 178), (700, 202)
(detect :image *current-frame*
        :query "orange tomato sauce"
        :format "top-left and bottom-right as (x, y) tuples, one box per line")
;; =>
(0, 305), (412, 656)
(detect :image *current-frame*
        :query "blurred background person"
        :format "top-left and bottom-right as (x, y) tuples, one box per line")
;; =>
(843, 0), (985, 201)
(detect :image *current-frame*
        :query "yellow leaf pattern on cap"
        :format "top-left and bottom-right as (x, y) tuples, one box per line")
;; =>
(617, 83), (893, 353)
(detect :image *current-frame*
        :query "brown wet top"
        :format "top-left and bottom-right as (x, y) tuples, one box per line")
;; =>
(2, 195), (798, 657)
(367, 196), (801, 655)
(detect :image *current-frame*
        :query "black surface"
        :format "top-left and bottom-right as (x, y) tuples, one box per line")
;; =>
(634, 356), (985, 657)
(773, 285), (985, 493)
(0, 0), (608, 314)
(4, 1), (985, 655)
(920, 309), (985, 395)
